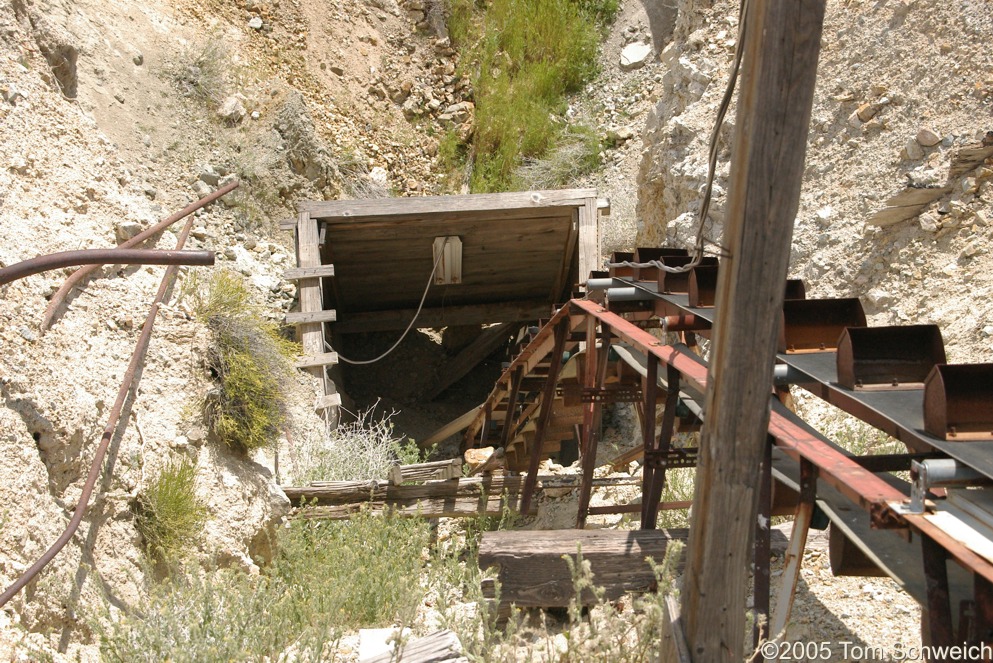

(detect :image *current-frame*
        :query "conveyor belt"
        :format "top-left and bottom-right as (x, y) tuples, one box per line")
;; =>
(781, 351), (993, 482)
(605, 278), (993, 482)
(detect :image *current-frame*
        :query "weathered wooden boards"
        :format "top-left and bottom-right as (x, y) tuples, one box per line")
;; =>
(285, 475), (636, 520)
(388, 458), (462, 485)
(478, 528), (687, 607)
(361, 629), (465, 663)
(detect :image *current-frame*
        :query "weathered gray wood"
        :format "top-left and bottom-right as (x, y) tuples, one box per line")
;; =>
(478, 529), (687, 607)
(334, 300), (551, 334)
(865, 186), (953, 227)
(285, 309), (338, 324)
(949, 144), (993, 178)
(420, 407), (482, 449)
(283, 265), (335, 280)
(297, 188), (598, 221)
(314, 393), (342, 410)
(426, 323), (516, 400)
(295, 352), (339, 368)
(683, 2), (826, 661)
(577, 196), (600, 284)
(661, 595), (693, 663)
(363, 629), (464, 663)
(388, 458), (463, 485)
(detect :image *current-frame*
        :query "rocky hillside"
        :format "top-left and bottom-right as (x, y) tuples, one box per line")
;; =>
(637, 0), (993, 362)
(1, 0), (991, 658)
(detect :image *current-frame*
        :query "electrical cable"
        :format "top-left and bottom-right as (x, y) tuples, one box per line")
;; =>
(604, 0), (749, 275)
(333, 238), (449, 365)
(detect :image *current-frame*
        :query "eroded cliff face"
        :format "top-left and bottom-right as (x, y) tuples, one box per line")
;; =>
(1, 0), (456, 656)
(637, 0), (993, 360)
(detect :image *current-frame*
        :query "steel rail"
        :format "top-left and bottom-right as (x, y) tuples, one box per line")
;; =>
(0, 213), (208, 608)
(0, 249), (214, 286)
(40, 180), (238, 330)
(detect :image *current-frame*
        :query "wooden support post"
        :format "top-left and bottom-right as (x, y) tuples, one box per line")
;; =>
(921, 533), (954, 651)
(577, 196), (600, 286)
(753, 437), (773, 654)
(500, 366), (524, 448)
(519, 320), (569, 515)
(770, 459), (815, 639)
(296, 211), (339, 425)
(682, 1), (826, 659)
(426, 322), (516, 400)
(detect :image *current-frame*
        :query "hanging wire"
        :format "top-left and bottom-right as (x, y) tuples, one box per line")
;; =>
(333, 238), (449, 365)
(605, 0), (750, 276)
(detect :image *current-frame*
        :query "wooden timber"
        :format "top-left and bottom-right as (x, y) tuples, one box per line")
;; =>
(332, 300), (552, 334)
(682, 1), (826, 660)
(282, 265), (335, 280)
(286, 475), (634, 520)
(363, 629), (465, 663)
(295, 352), (339, 369)
(285, 309), (337, 324)
(388, 458), (462, 485)
(478, 529), (687, 607)
(425, 322), (517, 400)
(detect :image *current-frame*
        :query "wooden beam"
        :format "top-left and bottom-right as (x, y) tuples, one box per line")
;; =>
(682, 1), (826, 661)
(333, 300), (550, 334)
(577, 196), (600, 284)
(295, 213), (327, 372)
(295, 352), (339, 368)
(478, 529), (687, 607)
(425, 322), (516, 400)
(420, 406), (482, 449)
(283, 265), (335, 280)
(295, 188), (598, 222)
(285, 309), (337, 325)
(388, 458), (463, 485)
(314, 393), (342, 411)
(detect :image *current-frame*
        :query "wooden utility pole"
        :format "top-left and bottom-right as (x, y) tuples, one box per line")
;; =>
(682, 1), (826, 661)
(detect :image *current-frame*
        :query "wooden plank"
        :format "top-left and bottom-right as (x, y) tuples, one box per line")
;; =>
(426, 323), (517, 400)
(285, 309), (337, 324)
(334, 301), (550, 334)
(577, 196), (600, 284)
(477, 529), (687, 607)
(388, 458), (463, 485)
(314, 393), (342, 410)
(364, 629), (464, 663)
(550, 209), (579, 302)
(865, 186), (953, 227)
(282, 265), (335, 280)
(661, 595), (693, 663)
(295, 352), (338, 368)
(420, 407), (482, 449)
(682, 1), (826, 660)
(298, 188), (598, 220)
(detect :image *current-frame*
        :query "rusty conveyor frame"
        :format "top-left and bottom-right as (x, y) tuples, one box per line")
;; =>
(464, 272), (993, 652)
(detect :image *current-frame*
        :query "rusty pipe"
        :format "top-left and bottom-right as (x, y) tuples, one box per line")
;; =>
(40, 180), (238, 330)
(0, 249), (214, 287)
(0, 210), (206, 608)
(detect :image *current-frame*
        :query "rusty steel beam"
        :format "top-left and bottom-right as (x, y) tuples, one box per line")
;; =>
(0, 249), (214, 286)
(40, 180), (238, 330)
(0, 206), (209, 608)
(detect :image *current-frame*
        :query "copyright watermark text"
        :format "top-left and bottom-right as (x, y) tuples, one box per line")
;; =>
(759, 639), (993, 661)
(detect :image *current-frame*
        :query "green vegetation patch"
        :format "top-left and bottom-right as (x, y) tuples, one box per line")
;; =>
(99, 511), (432, 662)
(134, 458), (208, 562)
(446, 0), (617, 192)
(184, 270), (298, 453)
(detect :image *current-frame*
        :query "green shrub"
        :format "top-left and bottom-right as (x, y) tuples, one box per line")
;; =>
(446, 0), (613, 192)
(134, 458), (208, 562)
(99, 511), (432, 662)
(184, 270), (298, 453)
(164, 40), (228, 108)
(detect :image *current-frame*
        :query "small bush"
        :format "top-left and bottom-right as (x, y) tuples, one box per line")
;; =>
(515, 124), (602, 189)
(134, 458), (208, 562)
(184, 270), (298, 453)
(164, 40), (228, 108)
(296, 408), (423, 483)
(99, 511), (432, 662)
